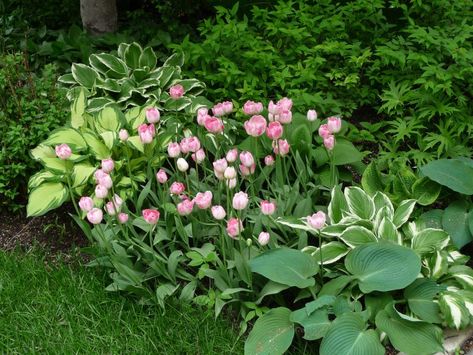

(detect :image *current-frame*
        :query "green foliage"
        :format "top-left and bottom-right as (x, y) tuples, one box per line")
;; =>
(0, 53), (67, 210)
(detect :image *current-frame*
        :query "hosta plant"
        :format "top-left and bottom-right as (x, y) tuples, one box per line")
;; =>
(245, 186), (473, 354)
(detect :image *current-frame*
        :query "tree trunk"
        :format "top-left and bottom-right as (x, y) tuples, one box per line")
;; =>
(80, 0), (118, 35)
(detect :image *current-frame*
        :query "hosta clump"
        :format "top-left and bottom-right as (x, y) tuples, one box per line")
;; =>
(246, 186), (473, 354)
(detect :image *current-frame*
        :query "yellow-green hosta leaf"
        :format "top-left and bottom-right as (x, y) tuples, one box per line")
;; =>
(28, 170), (60, 191)
(70, 87), (87, 128)
(27, 182), (68, 217)
(41, 157), (69, 173)
(72, 163), (96, 187)
(127, 136), (144, 153)
(43, 127), (87, 149)
(31, 144), (55, 161)
(100, 131), (116, 150)
(96, 106), (121, 132)
(83, 131), (111, 160)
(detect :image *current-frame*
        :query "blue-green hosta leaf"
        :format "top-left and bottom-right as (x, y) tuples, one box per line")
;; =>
(411, 229), (450, 254)
(71, 63), (97, 89)
(375, 306), (443, 354)
(27, 182), (68, 217)
(328, 185), (348, 224)
(304, 295), (337, 314)
(290, 308), (331, 340)
(319, 275), (354, 296)
(420, 159), (473, 195)
(345, 243), (421, 293)
(344, 187), (375, 220)
(439, 291), (471, 329)
(82, 131), (111, 160)
(255, 281), (289, 304)
(43, 127), (87, 149)
(320, 312), (384, 355)
(249, 248), (318, 288)
(339, 226), (377, 248)
(70, 88), (87, 129)
(442, 200), (472, 249)
(392, 199), (416, 228)
(244, 307), (294, 355)
(412, 177), (442, 206)
(404, 278), (444, 323)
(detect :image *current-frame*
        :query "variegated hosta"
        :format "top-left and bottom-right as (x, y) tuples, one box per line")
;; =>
(249, 186), (473, 355)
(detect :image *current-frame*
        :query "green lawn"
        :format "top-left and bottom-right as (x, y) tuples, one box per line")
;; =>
(0, 251), (243, 354)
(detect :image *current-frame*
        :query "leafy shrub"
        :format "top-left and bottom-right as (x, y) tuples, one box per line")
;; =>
(0, 53), (67, 209)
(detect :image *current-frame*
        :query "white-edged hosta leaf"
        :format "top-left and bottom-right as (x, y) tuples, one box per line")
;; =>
(372, 191), (394, 216)
(345, 243), (421, 293)
(43, 127), (87, 149)
(377, 217), (401, 244)
(290, 308), (331, 341)
(339, 226), (377, 248)
(71, 63), (97, 89)
(91, 53), (127, 76)
(442, 200), (472, 249)
(392, 199), (416, 228)
(428, 251), (448, 279)
(244, 307), (294, 355)
(320, 312), (384, 355)
(82, 131), (111, 159)
(320, 224), (348, 237)
(344, 186), (375, 220)
(375, 306), (443, 354)
(308, 242), (349, 264)
(249, 248), (318, 288)
(411, 228), (450, 254)
(448, 265), (473, 289)
(27, 182), (68, 217)
(139, 46), (157, 69)
(404, 278), (444, 323)
(439, 292), (471, 329)
(276, 217), (313, 232)
(328, 185), (348, 224)
(457, 290), (473, 316)
(72, 163), (96, 187)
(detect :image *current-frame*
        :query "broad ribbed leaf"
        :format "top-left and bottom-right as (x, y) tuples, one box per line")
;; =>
(72, 163), (96, 187)
(439, 292), (471, 329)
(82, 131), (111, 159)
(344, 187), (375, 220)
(332, 139), (364, 165)
(320, 313), (384, 355)
(404, 278), (443, 323)
(43, 127), (86, 149)
(442, 200), (472, 249)
(411, 229), (450, 254)
(244, 308), (294, 355)
(420, 159), (473, 195)
(27, 182), (68, 217)
(249, 248), (318, 288)
(339, 226), (377, 248)
(345, 243), (421, 293)
(375, 307), (443, 354)
(290, 308), (331, 340)
(96, 106), (121, 132)
(412, 177), (441, 206)
(139, 47), (157, 69)
(361, 162), (384, 196)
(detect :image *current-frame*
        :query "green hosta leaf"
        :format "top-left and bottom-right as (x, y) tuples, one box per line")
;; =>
(361, 162), (384, 196)
(43, 127), (87, 149)
(377, 217), (401, 244)
(249, 248), (318, 288)
(100, 131), (116, 150)
(332, 139), (364, 165)
(372, 191), (394, 216)
(392, 199), (416, 228)
(345, 243), (421, 293)
(411, 229), (450, 254)
(244, 307), (294, 355)
(404, 278), (444, 323)
(164, 52), (184, 67)
(91, 53), (127, 77)
(418, 209), (443, 229)
(31, 144), (55, 161)
(41, 158), (69, 173)
(304, 296), (337, 314)
(442, 200), (472, 249)
(124, 42), (142, 69)
(306, 242), (349, 264)
(27, 182), (68, 217)
(82, 131), (111, 159)
(28, 170), (59, 190)
(449, 265), (473, 289)
(255, 281), (289, 304)
(164, 97), (192, 111)
(375, 307), (443, 354)
(420, 159), (473, 195)
(365, 293), (394, 321)
(290, 308), (331, 341)
(412, 177), (441, 206)
(96, 106), (121, 132)
(71, 63), (97, 89)
(139, 47), (157, 69)
(290, 124), (311, 155)
(72, 163), (96, 187)
(344, 186), (375, 220)
(320, 312), (384, 355)
(339, 226), (377, 248)
(439, 292), (471, 329)
(127, 136), (144, 153)
(70, 88), (87, 128)
(319, 275), (354, 296)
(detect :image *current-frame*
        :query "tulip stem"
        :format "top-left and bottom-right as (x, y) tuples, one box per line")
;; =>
(65, 165), (81, 218)
(318, 231), (324, 287)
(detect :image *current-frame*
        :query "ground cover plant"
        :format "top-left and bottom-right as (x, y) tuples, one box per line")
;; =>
(25, 42), (473, 354)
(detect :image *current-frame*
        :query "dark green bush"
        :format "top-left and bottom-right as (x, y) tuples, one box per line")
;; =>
(0, 54), (67, 210)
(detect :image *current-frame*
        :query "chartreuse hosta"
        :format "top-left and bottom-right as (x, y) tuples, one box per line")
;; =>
(245, 186), (473, 355)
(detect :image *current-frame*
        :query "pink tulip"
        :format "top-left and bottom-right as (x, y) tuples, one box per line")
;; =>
(244, 115), (267, 137)
(180, 136), (201, 154)
(143, 209), (160, 224)
(170, 182), (186, 195)
(138, 123), (155, 144)
(204, 116), (224, 134)
(194, 191), (213, 209)
(307, 211), (326, 229)
(212, 103), (226, 117)
(278, 109), (292, 124)
(118, 213), (129, 224)
(258, 232), (270, 246)
(264, 155), (275, 166)
(95, 184), (108, 199)
(169, 84), (184, 99)
(112, 194), (123, 208)
(307, 109), (317, 122)
(222, 101), (233, 114)
(226, 178), (237, 189)
(273, 139), (290, 156)
(98, 174), (113, 189)
(55, 144), (72, 160)
(318, 124), (331, 139)
(324, 135), (335, 150)
(191, 149), (206, 164)
(226, 148), (238, 163)
(226, 218), (243, 239)
(78, 196), (94, 212)
(94, 169), (107, 182)
(167, 142), (181, 158)
(177, 199), (194, 216)
(239, 163), (256, 176)
(156, 169), (168, 184)
(87, 208), (103, 224)
(233, 191), (249, 210)
(101, 159), (114, 173)
(105, 201), (119, 216)
(268, 101), (279, 115)
(266, 121), (283, 140)
(211, 205), (226, 220)
(119, 129), (129, 141)
(243, 100), (264, 115)
(239, 151), (254, 167)
(327, 116), (342, 133)
(224, 166), (237, 180)
(260, 200), (276, 215)
(146, 107), (160, 123)
(277, 97), (293, 111)
(213, 158), (228, 173)
(215, 170), (225, 180)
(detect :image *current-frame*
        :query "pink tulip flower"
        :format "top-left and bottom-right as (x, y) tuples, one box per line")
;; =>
(143, 209), (160, 224)
(55, 144), (72, 160)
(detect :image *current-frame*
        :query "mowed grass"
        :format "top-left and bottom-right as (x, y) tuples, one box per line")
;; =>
(0, 251), (243, 354)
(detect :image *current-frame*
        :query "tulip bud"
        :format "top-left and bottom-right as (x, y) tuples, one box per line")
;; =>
(55, 144), (72, 160)
(177, 158), (189, 172)
(258, 232), (270, 246)
(307, 109), (317, 122)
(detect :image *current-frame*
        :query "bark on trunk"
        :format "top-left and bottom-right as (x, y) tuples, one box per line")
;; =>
(80, 0), (118, 35)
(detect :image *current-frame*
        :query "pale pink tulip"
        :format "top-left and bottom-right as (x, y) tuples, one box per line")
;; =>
(101, 159), (114, 173)
(177, 158), (189, 172)
(146, 107), (160, 123)
(226, 148), (238, 163)
(105, 201), (118, 216)
(143, 209), (160, 224)
(224, 166), (237, 180)
(266, 121), (283, 140)
(222, 101), (233, 114)
(278, 109), (292, 124)
(204, 116), (224, 134)
(243, 100), (263, 115)
(327, 116), (342, 133)
(156, 169), (168, 184)
(239, 163), (256, 176)
(167, 142), (181, 158)
(180, 136), (201, 153)
(258, 232), (270, 246)
(307, 110), (317, 122)
(268, 101), (279, 115)
(277, 97), (293, 111)
(98, 174), (113, 189)
(78, 196), (94, 212)
(95, 184), (108, 199)
(233, 191), (249, 210)
(212, 103), (225, 117)
(94, 169), (107, 183)
(87, 208), (103, 224)
(194, 191), (213, 209)
(138, 123), (155, 144)
(211, 205), (226, 220)
(307, 211), (326, 229)
(170, 182), (186, 195)
(318, 124), (331, 139)
(273, 139), (290, 156)
(226, 178), (237, 189)
(226, 218), (243, 239)
(197, 108), (208, 126)
(118, 213), (129, 224)
(244, 115), (267, 137)
(260, 200), (276, 215)
(213, 158), (228, 173)
(55, 144), (72, 160)
(169, 84), (184, 99)
(324, 135), (335, 150)
(119, 129), (129, 141)
(191, 149), (206, 164)
(239, 151), (254, 167)
(177, 199), (194, 216)
(264, 155), (275, 166)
